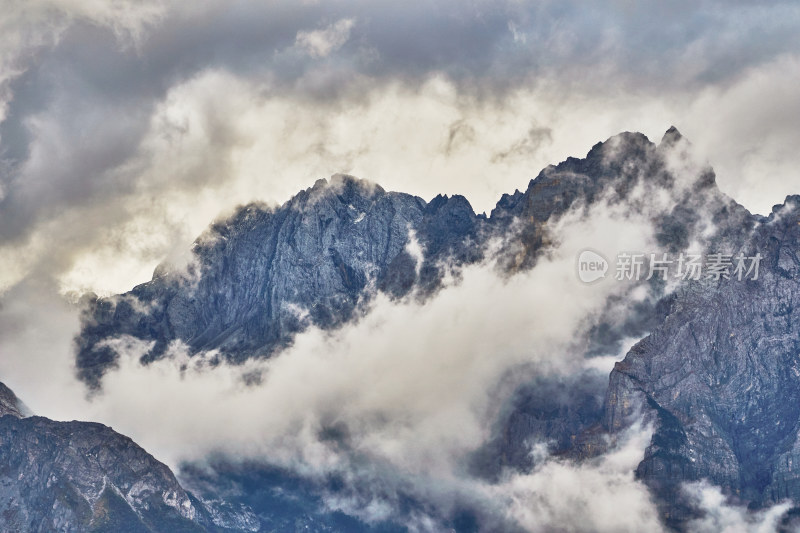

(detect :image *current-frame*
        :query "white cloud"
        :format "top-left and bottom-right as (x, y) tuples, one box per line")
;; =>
(0, 279), (87, 419)
(0, 2), (798, 529)
(684, 481), (793, 533)
(295, 18), (356, 58)
(1, 69), (674, 296)
(81, 193), (657, 467)
(2, 49), (797, 297)
(678, 55), (800, 215)
(495, 421), (664, 533)
(0, 193), (658, 530)
(0, 179), (667, 527)
(0, 119), (793, 530)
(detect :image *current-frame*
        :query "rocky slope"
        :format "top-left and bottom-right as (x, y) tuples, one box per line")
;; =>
(75, 128), (729, 390)
(0, 381), (252, 532)
(65, 127), (800, 529)
(75, 175), (484, 388)
(0, 377), (412, 532)
(604, 195), (800, 528)
(0, 381), (25, 418)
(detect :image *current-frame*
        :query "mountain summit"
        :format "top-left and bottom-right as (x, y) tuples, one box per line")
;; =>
(64, 128), (800, 530)
(75, 128), (730, 386)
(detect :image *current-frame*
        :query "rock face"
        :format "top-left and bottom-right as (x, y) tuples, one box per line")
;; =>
(66, 127), (800, 528)
(0, 380), (271, 532)
(75, 128), (727, 389)
(605, 196), (800, 526)
(179, 460), (403, 533)
(0, 381), (25, 418)
(0, 380), (215, 532)
(472, 128), (753, 480)
(75, 175), (486, 387)
(0, 418), (208, 532)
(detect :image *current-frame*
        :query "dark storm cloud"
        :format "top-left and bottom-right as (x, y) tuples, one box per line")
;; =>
(7, 0), (800, 121)
(0, 32), (153, 243)
(0, 4), (798, 530)
(147, 0), (800, 93)
(0, 0), (798, 286)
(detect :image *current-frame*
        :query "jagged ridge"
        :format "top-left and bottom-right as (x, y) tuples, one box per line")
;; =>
(75, 128), (726, 388)
(66, 127), (800, 529)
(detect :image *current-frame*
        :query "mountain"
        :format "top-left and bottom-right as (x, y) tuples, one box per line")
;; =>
(75, 128), (728, 388)
(605, 194), (800, 528)
(75, 176), (483, 388)
(59, 127), (800, 529)
(0, 381), (217, 532)
(0, 381), (26, 418)
(0, 380), (410, 532)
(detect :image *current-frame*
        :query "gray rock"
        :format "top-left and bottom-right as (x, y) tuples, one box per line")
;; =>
(75, 128), (726, 389)
(0, 380), (262, 532)
(476, 127), (753, 480)
(76, 175), (435, 387)
(605, 195), (800, 527)
(0, 381), (25, 418)
(67, 127), (800, 529)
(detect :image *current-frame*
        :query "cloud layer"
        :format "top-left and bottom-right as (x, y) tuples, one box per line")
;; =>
(1, 1), (799, 530)
(0, 0), (798, 295)
(0, 181), (753, 530)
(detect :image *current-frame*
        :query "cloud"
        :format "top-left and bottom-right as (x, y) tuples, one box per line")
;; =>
(0, 68), (667, 295)
(495, 420), (664, 533)
(0, 0), (798, 298)
(677, 55), (800, 215)
(0, 0), (164, 120)
(0, 121), (794, 531)
(0, 1), (798, 529)
(295, 18), (356, 58)
(684, 481), (792, 533)
(0, 277), (87, 419)
(0, 179), (669, 524)
(82, 191), (656, 461)
(0, 193), (659, 531)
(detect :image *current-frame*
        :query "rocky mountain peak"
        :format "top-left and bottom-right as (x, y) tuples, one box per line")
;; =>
(306, 173), (386, 204)
(0, 381), (26, 418)
(0, 380), (250, 531)
(602, 185), (800, 526)
(74, 129), (736, 387)
(659, 125), (684, 146)
(12, 127), (799, 530)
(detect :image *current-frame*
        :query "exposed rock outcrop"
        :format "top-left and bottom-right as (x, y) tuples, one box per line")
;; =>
(605, 196), (800, 527)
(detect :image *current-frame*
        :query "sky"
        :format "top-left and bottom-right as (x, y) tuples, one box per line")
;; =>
(1, 165), (782, 531)
(0, 0), (798, 296)
(0, 2), (800, 531)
